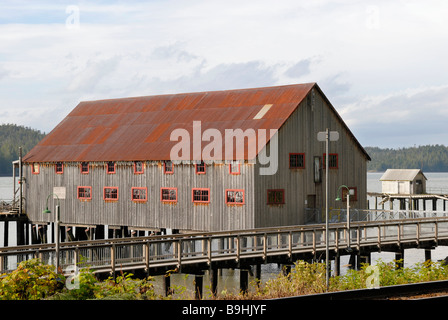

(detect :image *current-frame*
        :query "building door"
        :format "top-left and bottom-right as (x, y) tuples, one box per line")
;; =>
(398, 181), (406, 194)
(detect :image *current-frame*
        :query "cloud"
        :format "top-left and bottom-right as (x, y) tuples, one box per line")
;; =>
(340, 85), (448, 148)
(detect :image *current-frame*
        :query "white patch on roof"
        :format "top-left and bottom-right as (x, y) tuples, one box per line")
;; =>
(253, 104), (273, 119)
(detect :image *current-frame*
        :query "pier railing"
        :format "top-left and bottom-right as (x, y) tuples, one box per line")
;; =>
(2, 216), (448, 276)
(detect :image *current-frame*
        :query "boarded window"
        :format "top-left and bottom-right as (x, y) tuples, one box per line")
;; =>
(104, 187), (118, 200)
(323, 153), (338, 169)
(195, 161), (206, 174)
(107, 161), (116, 173)
(225, 189), (245, 204)
(32, 163), (39, 174)
(134, 161), (144, 174)
(192, 188), (210, 203)
(132, 187), (147, 202)
(161, 188), (177, 202)
(342, 187), (357, 202)
(164, 161), (173, 174)
(81, 162), (89, 174)
(229, 161), (241, 175)
(55, 162), (63, 174)
(289, 153), (305, 169)
(77, 186), (92, 200)
(267, 189), (285, 204)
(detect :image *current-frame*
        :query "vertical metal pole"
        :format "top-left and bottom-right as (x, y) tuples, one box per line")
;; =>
(347, 193), (350, 249)
(325, 128), (329, 290)
(19, 147), (22, 215)
(55, 205), (60, 272)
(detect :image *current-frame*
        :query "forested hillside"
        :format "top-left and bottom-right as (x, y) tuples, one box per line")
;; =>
(365, 145), (448, 172)
(0, 124), (46, 176)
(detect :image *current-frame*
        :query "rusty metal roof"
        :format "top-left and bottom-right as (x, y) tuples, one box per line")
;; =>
(23, 83), (370, 162)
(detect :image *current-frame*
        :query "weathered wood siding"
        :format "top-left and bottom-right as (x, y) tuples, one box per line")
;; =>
(254, 88), (368, 227)
(24, 161), (254, 232)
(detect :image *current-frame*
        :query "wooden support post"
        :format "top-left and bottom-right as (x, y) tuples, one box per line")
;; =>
(210, 267), (218, 297)
(194, 274), (203, 300)
(395, 249), (404, 269)
(433, 199), (437, 212)
(3, 221), (8, 247)
(282, 264), (291, 277)
(334, 252), (340, 276)
(348, 252), (356, 270)
(254, 264), (262, 286)
(425, 248), (432, 262)
(164, 273), (171, 297)
(240, 269), (249, 294)
(16, 220), (25, 246)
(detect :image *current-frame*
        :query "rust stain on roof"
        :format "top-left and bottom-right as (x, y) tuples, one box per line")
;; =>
(23, 83), (370, 162)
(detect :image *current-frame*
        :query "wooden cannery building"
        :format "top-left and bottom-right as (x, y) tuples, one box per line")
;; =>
(21, 83), (370, 238)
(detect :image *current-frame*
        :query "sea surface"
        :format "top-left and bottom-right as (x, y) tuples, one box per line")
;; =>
(2, 173), (448, 295)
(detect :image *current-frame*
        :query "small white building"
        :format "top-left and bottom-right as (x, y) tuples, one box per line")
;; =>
(380, 169), (427, 194)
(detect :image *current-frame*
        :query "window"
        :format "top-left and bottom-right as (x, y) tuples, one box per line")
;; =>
(132, 187), (148, 202)
(134, 161), (144, 174)
(106, 161), (116, 174)
(103, 187), (118, 201)
(161, 188), (177, 202)
(192, 188), (210, 203)
(55, 162), (64, 174)
(342, 187), (357, 202)
(229, 161), (241, 175)
(225, 189), (245, 204)
(32, 163), (39, 174)
(81, 162), (89, 174)
(164, 161), (173, 174)
(267, 189), (285, 204)
(77, 186), (92, 200)
(289, 153), (305, 169)
(195, 161), (206, 174)
(323, 153), (338, 169)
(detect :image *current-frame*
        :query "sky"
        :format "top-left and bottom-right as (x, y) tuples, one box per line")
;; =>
(0, 0), (447, 148)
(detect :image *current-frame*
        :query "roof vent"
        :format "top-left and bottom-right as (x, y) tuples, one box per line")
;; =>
(253, 104), (273, 120)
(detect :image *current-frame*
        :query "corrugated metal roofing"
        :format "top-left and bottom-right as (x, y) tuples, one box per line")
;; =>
(380, 169), (427, 181)
(23, 83), (370, 162)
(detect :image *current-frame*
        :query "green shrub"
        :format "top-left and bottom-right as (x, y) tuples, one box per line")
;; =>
(0, 259), (64, 300)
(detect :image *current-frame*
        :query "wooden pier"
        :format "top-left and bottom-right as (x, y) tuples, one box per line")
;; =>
(2, 215), (448, 298)
(368, 192), (448, 212)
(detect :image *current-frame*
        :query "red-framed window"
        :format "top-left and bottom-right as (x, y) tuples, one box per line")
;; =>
(134, 161), (144, 174)
(164, 161), (173, 174)
(192, 188), (210, 203)
(132, 187), (148, 202)
(225, 189), (245, 205)
(77, 186), (92, 200)
(103, 187), (119, 201)
(55, 162), (64, 174)
(195, 161), (206, 174)
(342, 187), (358, 202)
(267, 189), (285, 204)
(323, 153), (338, 169)
(106, 161), (116, 174)
(161, 187), (177, 202)
(229, 161), (241, 175)
(81, 162), (89, 174)
(32, 163), (39, 174)
(289, 153), (305, 169)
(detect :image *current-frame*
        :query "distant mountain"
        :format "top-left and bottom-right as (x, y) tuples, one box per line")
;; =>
(0, 124), (46, 176)
(365, 145), (448, 172)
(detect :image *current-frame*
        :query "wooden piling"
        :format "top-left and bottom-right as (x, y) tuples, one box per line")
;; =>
(194, 273), (203, 300)
(210, 267), (218, 297)
(164, 273), (171, 297)
(425, 248), (432, 262)
(240, 269), (249, 294)
(3, 221), (8, 247)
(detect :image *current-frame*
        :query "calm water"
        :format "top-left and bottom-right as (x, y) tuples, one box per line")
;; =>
(2, 173), (448, 295)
